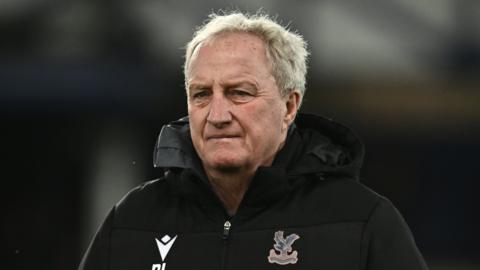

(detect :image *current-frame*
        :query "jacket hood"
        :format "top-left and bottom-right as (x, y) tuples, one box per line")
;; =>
(153, 113), (364, 180)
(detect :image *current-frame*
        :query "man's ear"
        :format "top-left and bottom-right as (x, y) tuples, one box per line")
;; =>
(283, 90), (301, 130)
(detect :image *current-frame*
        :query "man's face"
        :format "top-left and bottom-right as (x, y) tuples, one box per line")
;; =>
(187, 32), (298, 174)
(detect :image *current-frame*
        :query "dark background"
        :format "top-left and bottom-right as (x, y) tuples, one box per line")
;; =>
(1, 1), (479, 269)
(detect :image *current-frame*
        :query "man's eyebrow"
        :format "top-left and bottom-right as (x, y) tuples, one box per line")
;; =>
(188, 83), (210, 91)
(188, 79), (259, 92)
(222, 80), (259, 90)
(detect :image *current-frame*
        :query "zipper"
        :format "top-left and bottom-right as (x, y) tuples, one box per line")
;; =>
(220, 220), (232, 270)
(222, 220), (232, 239)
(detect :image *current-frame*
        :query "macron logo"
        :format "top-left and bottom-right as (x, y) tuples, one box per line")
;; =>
(155, 235), (177, 261)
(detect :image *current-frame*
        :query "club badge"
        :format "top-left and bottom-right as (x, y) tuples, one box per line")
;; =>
(267, 231), (300, 265)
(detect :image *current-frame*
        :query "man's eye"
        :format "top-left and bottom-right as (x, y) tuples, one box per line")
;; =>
(190, 90), (211, 105)
(229, 89), (254, 103)
(193, 91), (210, 98)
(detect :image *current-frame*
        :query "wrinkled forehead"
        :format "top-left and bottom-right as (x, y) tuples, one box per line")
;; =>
(187, 31), (271, 76)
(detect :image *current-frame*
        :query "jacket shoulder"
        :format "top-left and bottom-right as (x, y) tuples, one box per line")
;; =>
(116, 177), (168, 207)
(314, 177), (393, 223)
(112, 175), (175, 228)
(360, 186), (428, 269)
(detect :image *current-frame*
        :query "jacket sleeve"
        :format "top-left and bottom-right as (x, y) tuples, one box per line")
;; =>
(362, 198), (429, 270)
(78, 207), (115, 270)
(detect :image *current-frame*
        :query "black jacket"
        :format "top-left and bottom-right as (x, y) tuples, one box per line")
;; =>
(79, 113), (428, 270)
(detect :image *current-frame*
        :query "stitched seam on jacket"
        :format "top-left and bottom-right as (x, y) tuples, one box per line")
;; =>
(359, 200), (381, 270)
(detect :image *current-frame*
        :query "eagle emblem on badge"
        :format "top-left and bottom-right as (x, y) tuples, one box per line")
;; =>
(267, 231), (300, 265)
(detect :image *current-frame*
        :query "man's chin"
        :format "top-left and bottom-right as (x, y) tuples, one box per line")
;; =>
(212, 161), (242, 172)
(206, 157), (246, 173)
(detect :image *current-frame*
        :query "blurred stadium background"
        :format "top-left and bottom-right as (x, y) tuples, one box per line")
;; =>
(1, 0), (479, 269)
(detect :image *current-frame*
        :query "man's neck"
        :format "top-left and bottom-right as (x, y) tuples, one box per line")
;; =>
(205, 168), (255, 215)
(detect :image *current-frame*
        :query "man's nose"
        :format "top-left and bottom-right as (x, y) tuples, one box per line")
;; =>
(207, 93), (232, 128)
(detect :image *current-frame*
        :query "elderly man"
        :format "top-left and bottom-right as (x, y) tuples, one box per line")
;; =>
(79, 12), (428, 270)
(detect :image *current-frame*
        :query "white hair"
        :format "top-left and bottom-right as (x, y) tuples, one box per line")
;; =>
(184, 11), (309, 103)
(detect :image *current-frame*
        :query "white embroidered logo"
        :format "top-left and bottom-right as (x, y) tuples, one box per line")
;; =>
(267, 231), (300, 265)
(152, 235), (177, 270)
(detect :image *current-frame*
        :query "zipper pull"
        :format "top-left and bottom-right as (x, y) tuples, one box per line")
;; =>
(222, 220), (232, 239)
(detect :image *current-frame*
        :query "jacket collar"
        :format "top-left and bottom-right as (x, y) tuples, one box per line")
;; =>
(154, 113), (364, 179)
(153, 113), (364, 214)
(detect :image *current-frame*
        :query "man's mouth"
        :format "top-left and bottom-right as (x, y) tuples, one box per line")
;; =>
(207, 135), (240, 140)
